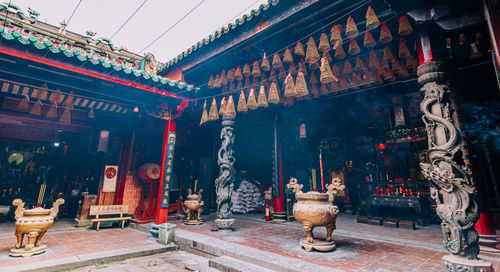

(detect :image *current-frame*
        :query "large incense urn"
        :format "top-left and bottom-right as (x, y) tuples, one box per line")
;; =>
(287, 178), (344, 252)
(184, 189), (204, 225)
(10, 198), (64, 257)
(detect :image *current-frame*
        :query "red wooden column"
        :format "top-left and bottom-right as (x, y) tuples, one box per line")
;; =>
(155, 119), (176, 225)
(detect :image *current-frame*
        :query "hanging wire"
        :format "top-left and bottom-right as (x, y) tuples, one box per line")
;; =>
(139, 0), (207, 54)
(110, 0), (148, 40)
(65, 0), (84, 27)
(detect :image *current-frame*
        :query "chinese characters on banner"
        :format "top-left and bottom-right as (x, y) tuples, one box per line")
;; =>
(160, 132), (176, 208)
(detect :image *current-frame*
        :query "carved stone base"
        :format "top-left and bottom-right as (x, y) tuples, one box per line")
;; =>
(299, 238), (336, 252)
(272, 212), (287, 224)
(184, 219), (203, 225)
(478, 234), (500, 254)
(10, 245), (47, 257)
(73, 218), (92, 227)
(215, 218), (234, 231)
(442, 255), (492, 272)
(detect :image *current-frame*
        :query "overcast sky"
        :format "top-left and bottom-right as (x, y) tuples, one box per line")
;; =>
(12, 0), (267, 62)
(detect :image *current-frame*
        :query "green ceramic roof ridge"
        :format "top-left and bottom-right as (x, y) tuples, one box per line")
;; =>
(162, 0), (280, 71)
(0, 4), (198, 93)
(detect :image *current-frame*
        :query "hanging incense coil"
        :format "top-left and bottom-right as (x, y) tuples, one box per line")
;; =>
(299, 58), (307, 75)
(342, 60), (352, 74)
(284, 73), (297, 97)
(323, 51), (332, 63)
(283, 48), (293, 63)
(214, 74), (221, 88)
(30, 100), (42, 116)
(345, 16), (358, 38)
(309, 60), (319, 70)
(379, 22), (392, 44)
(283, 97), (294, 106)
(320, 83), (329, 95)
(363, 31), (376, 48)
(331, 63), (341, 77)
(375, 64), (384, 85)
(369, 50), (379, 68)
(398, 16), (413, 36)
(351, 72), (361, 89)
(59, 107), (71, 124)
(289, 61), (297, 75)
(236, 79), (243, 91)
(365, 6), (380, 30)
(268, 82), (280, 104)
(225, 95), (237, 117)
(251, 75), (260, 88)
(235, 66), (243, 81)
(330, 81), (339, 93)
(278, 66), (286, 82)
(355, 56), (366, 71)
(17, 95), (29, 110)
(200, 100), (209, 125)
(406, 55), (417, 73)
(334, 44), (346, 60)
(237, 90), (248, 112)
(398, 61), (409, 77)
(219, 97), (227, 116)
(318, 32), (331, 52)
(384, 68), (395, 82)
(46, 102), (58, 118)
(340, 74), (349, 90)
(208, 74), (215, 88)
(261, 53), (270, 72)
(272, 53), (282, 69)
(228, 80), (236, 92)
(247, 88), (258, 110)
(310, 70), (318, 85)
(243, 76), (251, 90)
(330, 24), (343, 45)
(294, 41), (305, 57)
(252, 60), (261, 76)
(257, 85), (269, 108)
(399, 39), (410, 58)
(383, 46), (394, 63)
(320, 57), (336, 84)
(88, 108), (95, 119)
(243, 63), (251, 77)
(220, 70), (227, 86)
(208, 98), (219, 120)
(269, 68), (277, 83)
(348, 39), (360, 55)
(305, 36), (320, 64)
(261, 73), (269, 88)
(63, 92), (74, 108)
(227, 69), (235, 82)
(363, 70), (374, 87)
(391, 58), (401, 76)
(295, 71), (309, 97)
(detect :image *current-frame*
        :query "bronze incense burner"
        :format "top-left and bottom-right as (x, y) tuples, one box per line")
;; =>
(287, 177), (344, 252)
(183, 189), (204, 225)
(10, 198), (64, 257)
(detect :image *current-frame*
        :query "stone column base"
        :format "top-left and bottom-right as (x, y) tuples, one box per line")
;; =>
(442, 255), (492, 272)
(479, 234), (500, 254)
(272, 212), (287, 223)
(215, 218), (234, 231)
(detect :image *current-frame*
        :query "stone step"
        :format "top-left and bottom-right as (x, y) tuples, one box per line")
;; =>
(209, 256), (274, 272)
(175, 228), (343, 272)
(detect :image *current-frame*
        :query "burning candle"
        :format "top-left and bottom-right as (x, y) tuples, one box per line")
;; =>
(194, 179), (198, 193)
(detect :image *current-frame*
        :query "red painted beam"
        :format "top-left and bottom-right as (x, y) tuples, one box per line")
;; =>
(0, 47), (192, 101)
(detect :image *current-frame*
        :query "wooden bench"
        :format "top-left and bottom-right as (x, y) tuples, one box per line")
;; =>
(89, 205), (131, 231)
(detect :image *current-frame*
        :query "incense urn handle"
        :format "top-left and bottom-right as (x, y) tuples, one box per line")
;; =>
(287, 177), (344, 252)
(11, 198), (64, 257)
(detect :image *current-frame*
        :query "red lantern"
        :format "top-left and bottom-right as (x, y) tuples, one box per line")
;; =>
(377, 143), (386, 151)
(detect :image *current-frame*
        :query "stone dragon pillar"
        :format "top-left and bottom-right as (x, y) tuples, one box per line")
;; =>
(417, 61), (492, 271)
(214, 116), (236, 231)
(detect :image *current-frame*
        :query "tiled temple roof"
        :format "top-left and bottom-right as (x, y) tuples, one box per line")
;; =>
(0, 3), (197, 92)
(161, 0), (280, 71)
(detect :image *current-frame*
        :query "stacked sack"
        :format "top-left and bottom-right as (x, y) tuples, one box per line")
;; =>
(231, 180), (264, 213)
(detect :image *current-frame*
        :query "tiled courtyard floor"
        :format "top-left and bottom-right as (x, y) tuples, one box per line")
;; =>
(172, 213), (500, 272)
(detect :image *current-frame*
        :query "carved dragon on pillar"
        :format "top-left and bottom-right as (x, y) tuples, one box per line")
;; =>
(418, 61), (479, 260)
(215, 116), (236, 220)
